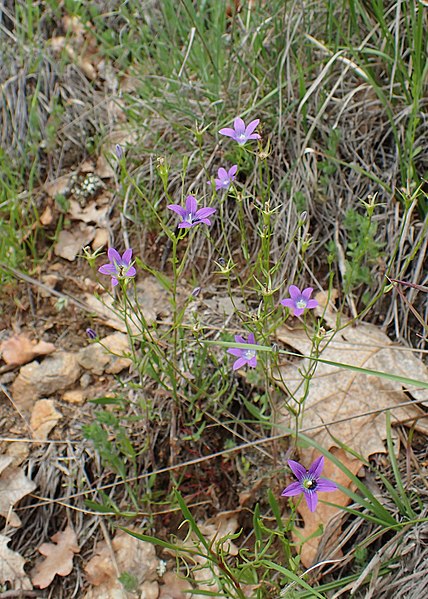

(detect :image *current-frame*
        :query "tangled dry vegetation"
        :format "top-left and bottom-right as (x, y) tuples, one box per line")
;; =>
(0, 0), (427, 597)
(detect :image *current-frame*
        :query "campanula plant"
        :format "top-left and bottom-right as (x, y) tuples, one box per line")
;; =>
(281, 456), (337, 512)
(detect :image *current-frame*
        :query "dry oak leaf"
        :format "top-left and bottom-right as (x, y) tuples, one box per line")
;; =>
(54, 222), (96, 261)
(274, 320), (428, 460)
(0, 534), (33, 590)
(30, 399), (62, 440)
(0, 334), (55, 367)
(31, 525), (79, 589)
(0, 455), (37, 527)
(287, 448), (362, 568)
(84, 531), (159, 598)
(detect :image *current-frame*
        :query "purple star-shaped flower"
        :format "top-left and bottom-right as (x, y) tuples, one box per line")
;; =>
(227, 333), (258, 370)
(98, 248), (137, 287)
(219, 117), (260, 145)
(212, 165), (238, 191)
(281, 456), (337, 512)
(167, 195), (216, 229)
(280, 285), (318, 317)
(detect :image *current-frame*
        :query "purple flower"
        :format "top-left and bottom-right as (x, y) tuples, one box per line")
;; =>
(115, 144), (123, 159)
(98, 248), (137, 287)
(219, 117), (260, 145)
(86, 328), (97, 340)
(212, 165), (238, 191)
(280, 285), (318, 317)
(281, 456), (337, 512)
(227, 333), (258, 370)
(167, 195), (216, 229)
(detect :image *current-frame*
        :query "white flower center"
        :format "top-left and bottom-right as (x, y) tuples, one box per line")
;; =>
(243, 349), (256, 360)
(303, 478), (317, 490)
(237, 133), (247, 143)
(296, 299), (307, 309)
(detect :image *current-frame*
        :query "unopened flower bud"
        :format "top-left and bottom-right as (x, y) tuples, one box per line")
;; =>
(191, 286), (201, 297)
(86, 328), (97, 340)
(115, 144), (123, 159)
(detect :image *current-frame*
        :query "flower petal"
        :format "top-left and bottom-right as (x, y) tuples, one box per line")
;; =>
(178, 221), (193, 228)
(306, 299), (318, 309)
(247, 333), (256, 345)
(280, 298), (295, 309)
(186, 195), (198, 214)
(248, 356), (257, 368)
(288, 285), (301, 300)
(304, 491), (318, 512)
(234, 335), (246, 344)
(309, 456), (324, 478)
(316, 478), (338, 492)
(217, 167), (228, 179)
(233, 117), (246, 134)
(233, 357), (247, 370)
(302, 287), (314, 300)
(167, 204), (187, 219)
(111, 277), (119, 287)
(227, 348), (243, 357)
(126, 266), (137, 278)
(196, 207), (216, 219)
(244, 119), (260, 136)
(108, 247), (121, 264)
(281, 481), (303, 497)
(288, 459), (307, 481)
(98, 264), (117, 276)
(229, 164), (238, 177)
(294, 308), (304, 317)
(247, 133), (261, 140)
(122, 248), (133, 265)
(219, 127), (236, 138)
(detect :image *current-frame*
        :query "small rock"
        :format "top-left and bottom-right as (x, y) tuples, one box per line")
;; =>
(11, 352), (81, 412)
(77, 333), (132, 375)
(140, 581), (159, 599)
(62, 389), (86, 404)
(80, 372), (92, 389)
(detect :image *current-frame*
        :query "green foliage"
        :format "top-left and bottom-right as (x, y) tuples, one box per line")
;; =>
(342, 206), (384, 294)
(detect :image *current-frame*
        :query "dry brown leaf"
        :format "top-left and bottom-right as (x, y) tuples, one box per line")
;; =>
(5, 442), (29, 467)
(199, 511), (240, 556)
(0, 456), (37, 527)
(68, 198), (109, 225)
(288, 449), (362, 567)
(31, 525), (80, 589)
(84, 542), (115, 586)
(40, 204), (54, 226)
(44, 174), (72, 197)
(92, 228), (109, 250)
(30, 399), (62, 440)
(159, 572), (190, 599)
(275, 321), (428, 459)
(0, 334), (56, 367)
(54, 223), (97, 261)
(84, 530), (159, 598)
(0, 534), (33, 590)
(95, 154), (115, 179)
